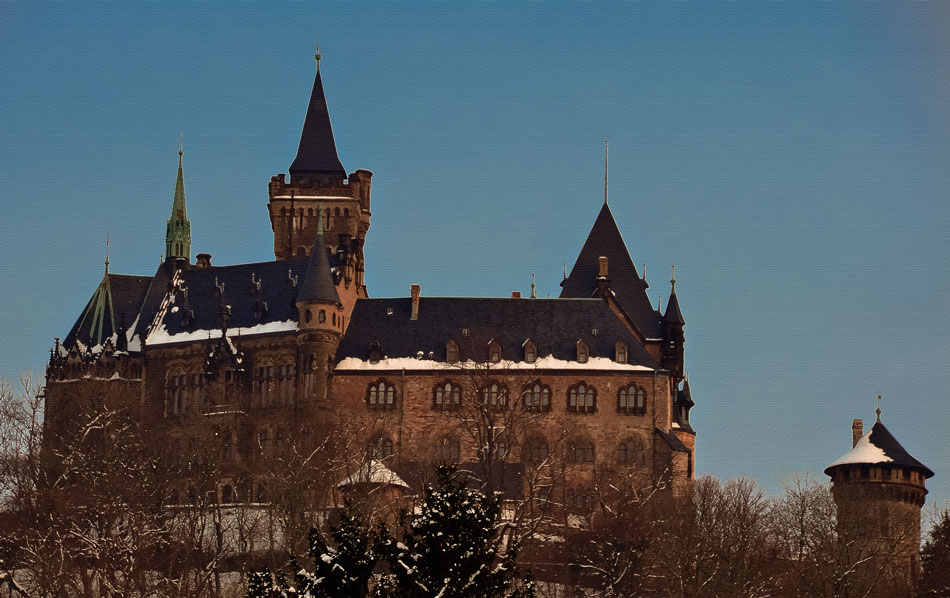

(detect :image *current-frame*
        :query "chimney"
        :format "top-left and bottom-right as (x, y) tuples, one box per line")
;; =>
(511, 291), (521, 298)
(852, 419), (863, 448)
(598, 256), (609, 278)
(196, 253), (212, 269)
(410, 284), (420, 320)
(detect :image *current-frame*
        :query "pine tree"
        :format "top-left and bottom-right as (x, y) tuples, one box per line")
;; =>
(375, 466), (535, 598)
(247, 506), (379, 598)
(920, 507), (950, 597)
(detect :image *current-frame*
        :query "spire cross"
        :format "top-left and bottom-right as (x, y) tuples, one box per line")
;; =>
(876, 394), (882, 422)
(604, 140), (609, 206)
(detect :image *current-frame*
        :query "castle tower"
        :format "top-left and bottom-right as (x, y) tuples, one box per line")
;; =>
(165, 143), (192, 263)
(295, 214), (344, 406)
(661, 269), (685, 384)
(268, 51), (372, 319)
(824, 411), (934, 597)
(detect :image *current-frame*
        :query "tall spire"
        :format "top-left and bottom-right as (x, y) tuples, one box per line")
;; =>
(165, 140), (192, 262)
(604, 140), (609, 206)
(664, 265), (685, 325)
(289, 50), (346, 182)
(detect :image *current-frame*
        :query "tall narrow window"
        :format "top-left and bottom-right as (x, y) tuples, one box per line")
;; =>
(618, 384), (647, 415)
(370, 436), (394, 459)
(435, 436), (461, 463)
(576, 340), (589, 364)
(434, 381), (462, 410)
(524, 340), (537, 363)
(367, 380), (397, 409)
(615, 342), (627, 364)
(488, 340), (502, 363)
(568, 382), (597, 413)
(522, 381), (551, 411)
(480, 382), (508, 410)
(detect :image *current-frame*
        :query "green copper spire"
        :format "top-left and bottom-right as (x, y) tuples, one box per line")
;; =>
(165, 138), (192, 262)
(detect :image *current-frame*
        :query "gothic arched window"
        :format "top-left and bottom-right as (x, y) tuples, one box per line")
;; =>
(567, 381), (596, 413)
(433, 381), (462, 410)
(523, 437), (549, 463)
(568, 438), (595, 463)
(434, 436), (461, 464)
(618, 384), (647, 415)
(446, 339), (459, 364)
(480, 382), (508, 411)
(522, 381), (551, 412)
(367, 380), (397, 410)
(369, 435), (394, 460)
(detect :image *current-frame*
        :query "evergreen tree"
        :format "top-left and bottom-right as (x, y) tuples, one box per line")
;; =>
(247, 506), (379, 598)
(374, 466), (535, 598)
(920, 507), (950, 597)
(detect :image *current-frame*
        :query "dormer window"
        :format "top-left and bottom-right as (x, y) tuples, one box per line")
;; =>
(369, 341), (382, 364)
(615, 342), (627, 364)
(523, 340), (537, 363)
(488, 340), (502, 363)
(446, 339), (459, 364)
(576, 340), (589, 364)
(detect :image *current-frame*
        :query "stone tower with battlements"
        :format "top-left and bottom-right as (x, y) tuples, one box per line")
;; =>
(825, 413), (934, 598)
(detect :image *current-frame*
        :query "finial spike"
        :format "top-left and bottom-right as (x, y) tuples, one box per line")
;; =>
(643, 262), (646, 282)
(876, 394), (882, 422)
(563, 262), (567, 280)
(179, 132), (183, 157)
(104, 234), (110, 275)
(314, 33), (322, 71)
(671, 264), (677, 290)
(604, 140), (609, 206)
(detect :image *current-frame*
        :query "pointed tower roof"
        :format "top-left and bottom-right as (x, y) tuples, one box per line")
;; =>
(171, 145), (187, 220)
(825, 420), (934, 478)
(664, 271), (685, 325)
(289, 65), (346, 181)
(63, 273), (152, 351)
(296, 218), (341, 306)
(165, 143), (192, 261)
(560, 203), (660, 337)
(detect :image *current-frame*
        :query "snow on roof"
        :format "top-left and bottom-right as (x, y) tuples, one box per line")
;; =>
(826, 430), (892, 469)
(337, 460), (410, 490)
(334, 355), (654, 372)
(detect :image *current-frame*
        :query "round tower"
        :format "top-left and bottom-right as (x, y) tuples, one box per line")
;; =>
(294, 217), (344, 407)
(824, 410), (934, 598)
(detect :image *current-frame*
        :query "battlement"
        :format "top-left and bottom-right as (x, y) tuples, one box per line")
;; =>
(268, 169), (373, 202)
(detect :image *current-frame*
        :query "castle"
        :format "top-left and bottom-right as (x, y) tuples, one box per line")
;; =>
(44, 53), (696, 515)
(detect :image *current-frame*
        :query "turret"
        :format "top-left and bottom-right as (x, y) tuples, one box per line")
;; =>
(824, 403), (933, 597)
(295, 212), (344, 405)
(165, 141), (192, 263)
(661, 267), (685, 382)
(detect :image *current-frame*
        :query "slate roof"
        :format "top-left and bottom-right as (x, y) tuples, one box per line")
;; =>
(655, 427), (690, 453)
(288, 68), (346, 181)
(296, 230), (341, 305)
(665, 289), (685, 325)
(825, 421), (934, 478)
(335, 297), (658, 367)
(151, 257), (315, 340)
(63, 273), (153, 349)
(560, 203), (662, 338)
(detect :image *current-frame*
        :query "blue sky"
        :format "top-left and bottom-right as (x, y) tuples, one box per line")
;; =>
(2, 2), (948, 505)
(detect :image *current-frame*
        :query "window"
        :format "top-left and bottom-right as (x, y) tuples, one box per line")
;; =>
(220, 484), (234, 504)
(524, 340), (537, 363)
(256, 481), (268, 503)
(522, 381), (551, 411)
(318, 309), (326, 323)
(435, 436), (461, 464)
(569, 439), (595, 463)
(434, 381), (462, 410)
(615, 342), (627, 364)
(568, 382), (597, 413)
(480, 382), (508, 410)
(367, 380), (397, 409)
(370, 436), (394, 460)
(567, 488), (594, 512)
(305, 309), (312, 323)
(576, 340), (589, 363)
(446, 340), (459, 363)
(488, 340), (502, 363)
(618, 438), (643, 465)
(523, 437), (549, 463)
(618, 384), (647, 415)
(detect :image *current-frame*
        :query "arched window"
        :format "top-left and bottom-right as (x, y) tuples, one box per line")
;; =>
(618, 384), (647, 415)
(615, 342), (627, 364)
(343, 207), (350, 217)
(524, 340), (537, 363)
(367, 380), (397, 409)
(334, 207), (341, 217)
(434, 436), (461, 464)
(567, 382), (597, 413)
(568, 438), (595, 463)
(522, 381), (551, 412)
(567, 488), (595, 512)
(576, 340), (589, 363)
(617, 437), (643, 465)
(305, 309), (312, 324)
(523, 437), (549, 463)
(480, 382), (508, 410)
(488, 340), (502, 363)
(370, 436), (394, 460)
(307, 208), (313, 216)
(220, 484), (234, 504)
(433, 381), (462, 410)
(446, 339), (459, 363)
(318, 309), (326, 323)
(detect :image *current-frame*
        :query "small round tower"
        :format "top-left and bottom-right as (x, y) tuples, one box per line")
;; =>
(824, 408), (934, 598)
